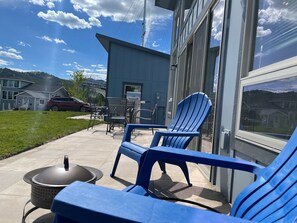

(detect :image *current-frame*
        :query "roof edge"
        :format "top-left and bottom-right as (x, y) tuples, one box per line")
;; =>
(155, 0), (177, 11)
(95, 33), (170, 59)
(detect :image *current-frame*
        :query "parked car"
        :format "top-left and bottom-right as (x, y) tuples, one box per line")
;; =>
(46, 97), (91, 112)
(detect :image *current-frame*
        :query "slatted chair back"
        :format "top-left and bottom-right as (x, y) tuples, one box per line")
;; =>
(107, 97), (127, 117)
(231, 128), (297, 222)
(106, 97), (127, 134)
(162, 92), (212, 149)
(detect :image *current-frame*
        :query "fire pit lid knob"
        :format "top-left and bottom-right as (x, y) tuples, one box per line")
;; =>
(64, 155), (69, 171)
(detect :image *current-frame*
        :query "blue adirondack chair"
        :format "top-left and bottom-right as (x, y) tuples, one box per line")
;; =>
(110, 92), (212, 186)
(51, 128), (297, 222)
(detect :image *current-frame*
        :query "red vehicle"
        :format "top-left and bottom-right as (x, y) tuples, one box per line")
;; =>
(46, 97), (90, 112)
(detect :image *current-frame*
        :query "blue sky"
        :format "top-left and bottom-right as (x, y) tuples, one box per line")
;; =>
(0, 0), (172, 80)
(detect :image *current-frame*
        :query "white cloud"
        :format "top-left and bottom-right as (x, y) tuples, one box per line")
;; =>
(64, 63), (107, 80)
(152, 41), (159, 47)
(18, 41), (31, 47)
(258, 0), (297, 25)
(36, 35), (66, 44)
(7, 67), (39, 72)
(38, 35), (52, 42)
(211, 0), (225, 41)
(66, 70), (73, 75)
(54, 38), (66, 44)
(46, 2), (55, 9)
(88, 17), (102, 27)
(0, 47), (23, 60)
(0, 59), (10, 66)
(37, 10), (92, 29)
(62, 48), (76, 53)
(257, 26), (272, 37)
(29, 0), (45, 6)
(8, 48), (21, 54)
(28, 0), (61, 7)
(70, 0), (172, 46)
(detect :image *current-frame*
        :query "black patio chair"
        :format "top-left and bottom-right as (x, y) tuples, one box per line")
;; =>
(105, 97), (128, 136)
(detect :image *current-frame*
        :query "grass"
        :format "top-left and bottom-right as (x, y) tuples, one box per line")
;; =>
(0, 111), (102, 159)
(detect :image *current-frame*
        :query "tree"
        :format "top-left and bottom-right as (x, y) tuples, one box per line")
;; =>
(65, 70), (87, 101)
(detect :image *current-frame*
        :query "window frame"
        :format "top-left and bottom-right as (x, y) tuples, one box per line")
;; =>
(123, 83), (143, 100)
(3, 80), (8, 87)
(236, 1), (297, 151)
(2, 91), (7, 99)
(236, 57), (297, 151)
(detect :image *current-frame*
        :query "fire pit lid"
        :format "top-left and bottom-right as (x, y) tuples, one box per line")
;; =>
(32, 155), (96, 187)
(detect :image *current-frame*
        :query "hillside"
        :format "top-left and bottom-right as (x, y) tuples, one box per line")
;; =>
(0, 68), (106, 91)
(0, 68), (67, 90)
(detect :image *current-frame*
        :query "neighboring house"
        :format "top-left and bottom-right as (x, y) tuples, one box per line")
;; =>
(15, 87), (68, 111)
(0, 69), (68, 111)
(15, 90), (48, 111)
(156, 0), (297, 203)
(96, 33), (170, 124)
(0, 78), (33, 110)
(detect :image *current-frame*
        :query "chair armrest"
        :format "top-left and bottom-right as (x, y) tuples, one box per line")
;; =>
(136, 147), (264, 189)
(150, 131), (200, 147)
(133, 108), (153, 116)
(122, 124), (167, 142)
(52, 181), (253, 223)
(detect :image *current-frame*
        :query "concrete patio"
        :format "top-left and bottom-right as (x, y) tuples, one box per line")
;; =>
(0, 124), (230, 223)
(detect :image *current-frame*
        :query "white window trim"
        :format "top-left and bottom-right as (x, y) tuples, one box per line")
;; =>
(236, 57), (297, 151)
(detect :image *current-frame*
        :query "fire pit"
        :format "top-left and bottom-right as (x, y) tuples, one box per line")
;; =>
(22, 155), (103, 222)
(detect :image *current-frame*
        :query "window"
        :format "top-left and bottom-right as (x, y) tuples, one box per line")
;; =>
(8, 80), (14, 87)
(3, 80), (7, 87)
(123, 83), (142, 99)
(8, 91), (13, 99)
(240, 76), (297, 140)
(39, 99), (45, 105)
(237, 0), (297, 150)
(2, 91), (7, 99)
(14, 81), (19, 88)
(201, 0), (225, 153)
(252, 0), (297, 70)
(1, 90), (18, 100)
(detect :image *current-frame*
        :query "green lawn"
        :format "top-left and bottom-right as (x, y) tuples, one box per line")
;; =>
(0, 111), (101, 159)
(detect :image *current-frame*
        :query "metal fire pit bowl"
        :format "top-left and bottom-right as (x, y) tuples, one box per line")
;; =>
(22, 155), (103, 222)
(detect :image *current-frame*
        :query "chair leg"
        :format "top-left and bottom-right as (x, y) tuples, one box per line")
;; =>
(110, 152), (121, 177)
(158, 161), (166, 173)
(178, 162), (192, 186)
(87, 115), (93, 130)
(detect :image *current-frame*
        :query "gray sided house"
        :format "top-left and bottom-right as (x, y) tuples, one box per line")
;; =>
(0, 78), (33, 110)
(156, 0), (297, 203)
(15, 87), (67, 111)
(96, 33), (170, 124)
(16, 80), (68, 111)
(0, 69), (68, 111)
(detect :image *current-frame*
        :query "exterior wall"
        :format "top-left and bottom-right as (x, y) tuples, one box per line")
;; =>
(107, 43), (170, 124)
(16, 94), (48, 111)
(164, 0), (297, 203)
(16, 95), (33, 110)
(0, 79), (31, 110)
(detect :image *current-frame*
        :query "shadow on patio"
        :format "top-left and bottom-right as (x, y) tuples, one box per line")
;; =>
(0, 124), (230, 223)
